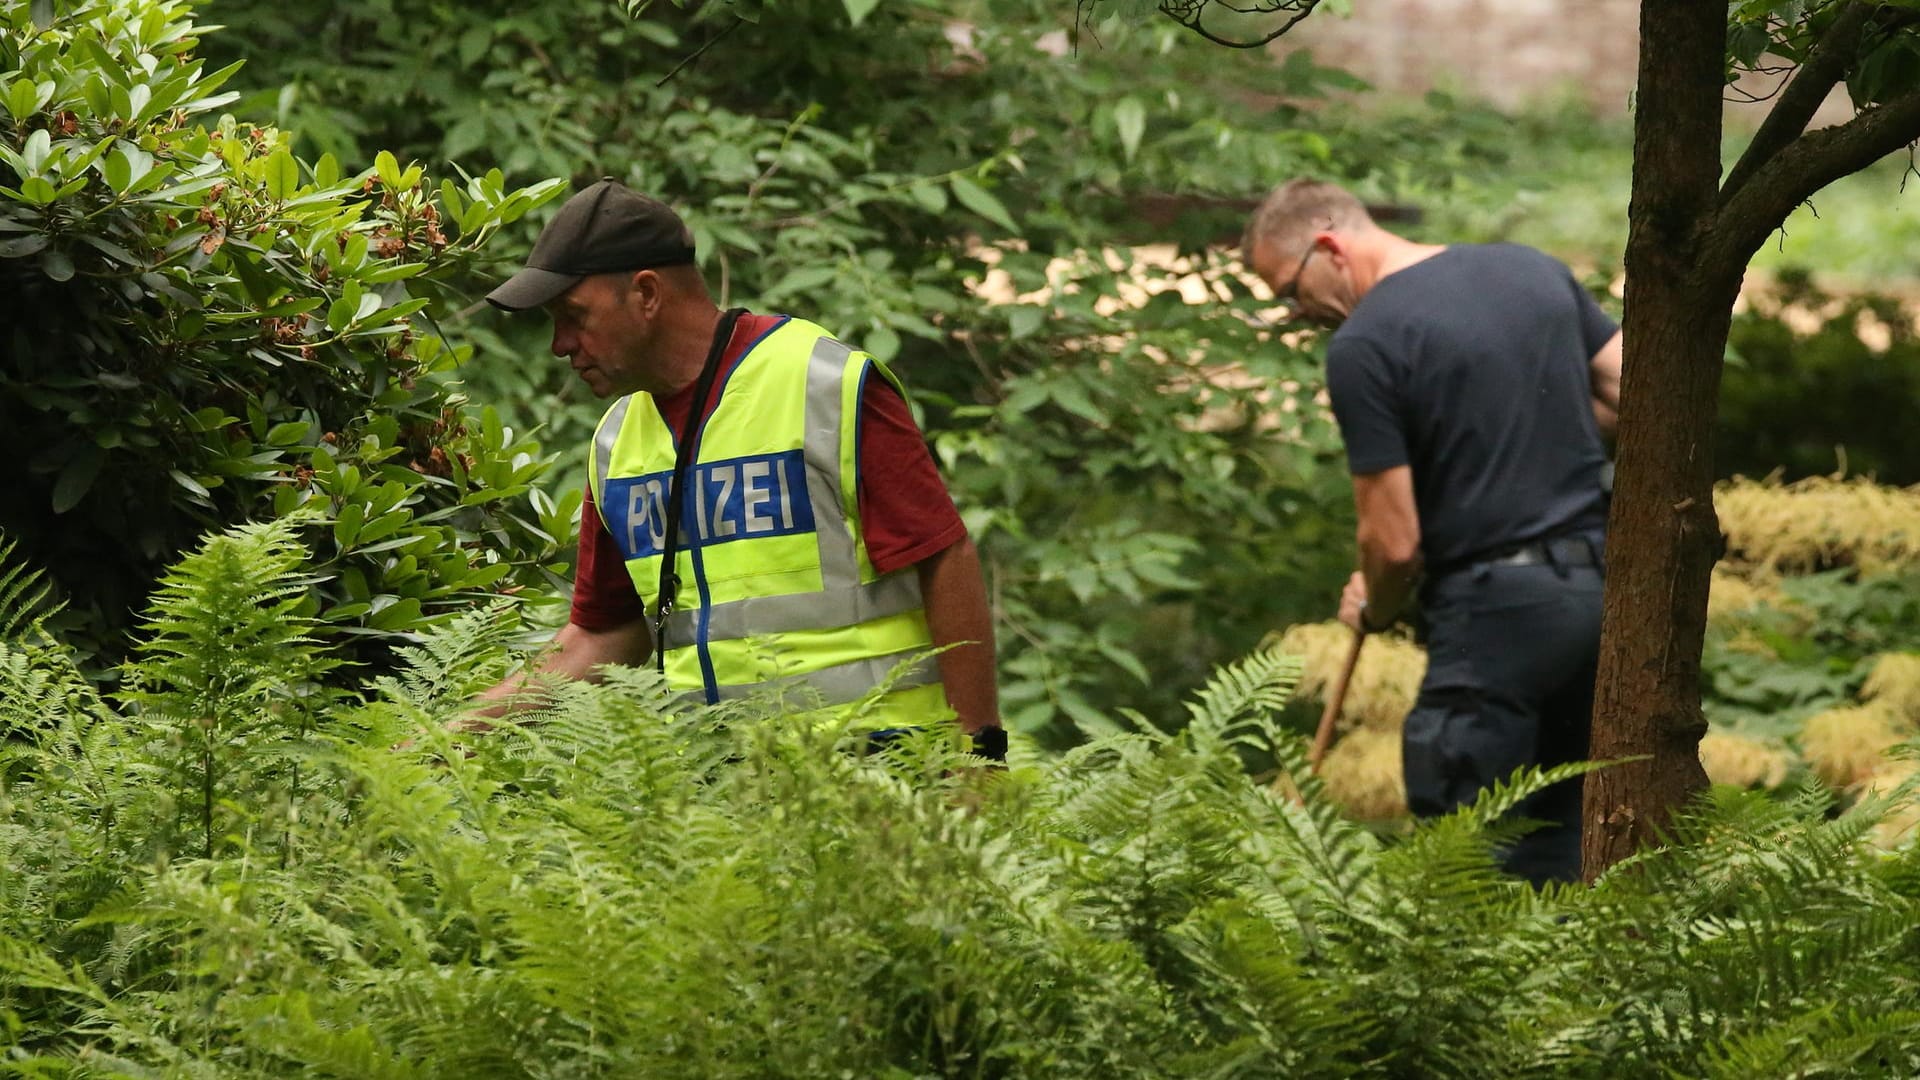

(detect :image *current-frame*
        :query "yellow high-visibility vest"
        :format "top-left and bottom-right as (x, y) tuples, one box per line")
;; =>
(587, 316), (949, 726)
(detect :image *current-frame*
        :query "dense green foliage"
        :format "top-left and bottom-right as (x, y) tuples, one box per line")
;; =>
(28, 0), (1914, 737)
(4, 517), (1920, 1076)
(186, 0), (1543, 737)
(1721, 270), (1920, 485)
(9, 0), (1920, 1072)
(1705, 567), (1920, 740)
(0, 0), (575, 670)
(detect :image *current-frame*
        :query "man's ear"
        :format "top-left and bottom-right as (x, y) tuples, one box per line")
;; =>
(624, 269), (663, 313)
(1242, 238), (1269, 281)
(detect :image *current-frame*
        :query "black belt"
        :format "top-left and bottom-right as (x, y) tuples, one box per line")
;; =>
(1436, 535), (1601, 578)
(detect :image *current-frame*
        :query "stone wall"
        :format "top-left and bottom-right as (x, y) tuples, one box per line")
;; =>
(1274, 0), (1642, 113)
(1273, 2), (1846, 125)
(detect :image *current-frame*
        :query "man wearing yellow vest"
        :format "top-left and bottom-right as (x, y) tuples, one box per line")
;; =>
(475, 179), (1003, 758)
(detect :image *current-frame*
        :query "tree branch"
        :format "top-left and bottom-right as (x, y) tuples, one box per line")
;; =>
(1166, 14), (1310, 48)
(1707, 81), (1920, 279)
(656, 17), (744, 87)
(1152, 0), (1321, 48)
(1721, 1), (1874, 203)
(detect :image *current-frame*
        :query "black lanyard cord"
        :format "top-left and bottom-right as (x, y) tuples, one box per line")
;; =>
(653, 307), (747, 670)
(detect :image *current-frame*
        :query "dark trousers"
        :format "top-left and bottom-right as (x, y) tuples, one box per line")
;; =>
(1404, 553), (1604, 885)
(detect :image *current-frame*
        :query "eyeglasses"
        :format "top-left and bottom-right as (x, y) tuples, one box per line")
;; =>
(1271, 241), (1320, 306)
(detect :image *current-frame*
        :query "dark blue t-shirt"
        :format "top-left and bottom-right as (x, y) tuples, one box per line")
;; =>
(1325, 243), (1616, 571)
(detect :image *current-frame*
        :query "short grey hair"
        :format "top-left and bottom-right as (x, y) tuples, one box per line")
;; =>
(1242, 179), (1374, 263)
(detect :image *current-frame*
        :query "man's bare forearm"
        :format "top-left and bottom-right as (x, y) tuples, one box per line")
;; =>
(1360, 546), (1422, 626)
(915, 536), (1000, 735)
(468, 618), (653, 724)
(1590, 330), (1622, 438)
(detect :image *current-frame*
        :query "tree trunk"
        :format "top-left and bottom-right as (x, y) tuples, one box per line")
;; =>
(1581, 0), (1738, 880)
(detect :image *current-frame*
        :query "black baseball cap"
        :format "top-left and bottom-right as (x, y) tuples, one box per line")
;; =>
(486, 179), (696, 311)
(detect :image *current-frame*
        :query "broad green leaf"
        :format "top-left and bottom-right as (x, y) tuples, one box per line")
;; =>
(266, 421), (312, 447)
(111, 146), (155, 192)
(770, 265), (837, 296)
(457, 195), (490, 236)
(439, 178), (465, 223)
(950, 175), (1017, 232)
(39, 248), (73, 284)
(77, 233), (140, 267)
(843, 0), (880, 27)
(1097, 639), (1152, 684)
(6, 80), (38, 124)
(51, 446), (104, 513)
(1049, 379), (1106, 424)
(0, 233), (50, 258)
(865, 324), (901, 362)
(368, 596), (423, 631)
(381, 297), (430, 322)
(189, 60), (246, 104)
(1000, 380), (1049, 415)
(22, 129), (51, 175)
(458, 26), (492, 67)
(335, 503), (366, 548)
(1063, 565), (1099, 601)
(909, 181), (949, 214)
(375, 150), (403, 189)
(1008, 305), (1045, 340)
(356, 510), (410, 546)
(168, 469), (211, 499)
(314, 152), (340, 188)
(263, 149), (300, 199)
(63, 136), (116, 179)
(1727, 21), (1771, 71)
(327, 294), (357, 333)
(1114, 97), (1147, 163)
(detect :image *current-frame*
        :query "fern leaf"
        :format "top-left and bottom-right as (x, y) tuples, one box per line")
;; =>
(1182, 644), (1302, 740)
(0, 532), (62, 643)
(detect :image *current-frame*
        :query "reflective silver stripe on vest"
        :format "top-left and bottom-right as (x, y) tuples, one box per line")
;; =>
(803, 335), (859, 587)
(696, 649), (941, 707)
(594, 395), (635, 516)
(662, 570), (922, 644)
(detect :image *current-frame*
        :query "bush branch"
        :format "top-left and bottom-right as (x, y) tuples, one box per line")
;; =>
(1721, 1), (1874, 203)
(1709, 79), (1920, 279)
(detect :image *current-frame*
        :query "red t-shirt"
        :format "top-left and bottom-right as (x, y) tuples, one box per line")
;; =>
(570, 313), (967, 631)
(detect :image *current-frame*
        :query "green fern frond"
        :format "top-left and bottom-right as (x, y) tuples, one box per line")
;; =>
(1182, 644), (1302, 741)
(1456, 759), (1611, 831)
(1697, 1005), (1920, 1079)
(0, 533), (61, 644)
(371, 599), (521, 713)
(1248, 737), (1384, 909)
(0, 642), (80, 745)
(122, 517), (326, 715)
(1615, 785), (1885, 908)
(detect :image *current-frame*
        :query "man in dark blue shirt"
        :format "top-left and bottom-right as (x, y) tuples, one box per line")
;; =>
(1244, 179), (1622, 883)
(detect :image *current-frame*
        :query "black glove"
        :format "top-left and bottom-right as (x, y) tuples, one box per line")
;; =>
(969, 725), (1008, 764)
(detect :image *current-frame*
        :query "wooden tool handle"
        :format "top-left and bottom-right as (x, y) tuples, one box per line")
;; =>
(1308, 627), (1366, 774)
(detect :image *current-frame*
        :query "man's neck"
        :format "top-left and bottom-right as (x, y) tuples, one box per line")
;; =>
(1360, 232), (1448, 294)
(655, 304), (729, 398)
